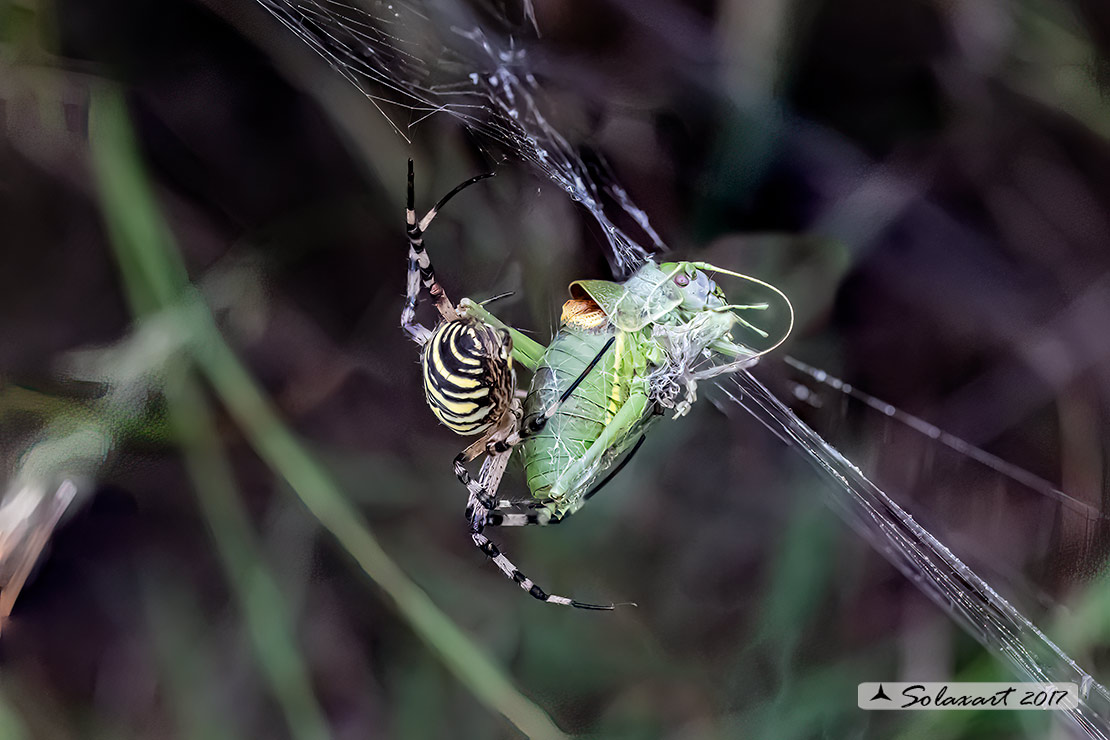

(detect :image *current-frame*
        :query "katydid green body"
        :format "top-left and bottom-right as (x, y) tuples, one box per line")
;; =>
(457, 258), (793, 519)
(522, 322), (653, 514)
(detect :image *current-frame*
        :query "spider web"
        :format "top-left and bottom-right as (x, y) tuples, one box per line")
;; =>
(254, 0), (661, 277)
(254, 1), (1110, 736)
(718, 370), (1110, 738)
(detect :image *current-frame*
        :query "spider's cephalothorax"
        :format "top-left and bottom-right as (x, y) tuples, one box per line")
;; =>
(400, 161), (793, 611)
(421, 318), (513, 436)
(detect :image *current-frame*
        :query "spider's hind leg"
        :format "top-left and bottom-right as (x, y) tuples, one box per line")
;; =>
(452, 435), (618, 610)
(482, 501), (562, 528)
(469, 531), (620, 609)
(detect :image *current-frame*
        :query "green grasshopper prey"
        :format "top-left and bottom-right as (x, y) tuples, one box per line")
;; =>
(402, 161), (793, 609)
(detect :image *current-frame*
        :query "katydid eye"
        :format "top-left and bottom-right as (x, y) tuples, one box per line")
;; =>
(674, 275), (690, 287)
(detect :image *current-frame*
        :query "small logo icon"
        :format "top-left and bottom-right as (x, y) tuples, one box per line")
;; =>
(870, 684), (892, 702)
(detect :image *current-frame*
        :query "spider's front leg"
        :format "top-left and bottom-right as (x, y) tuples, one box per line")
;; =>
(400, 159), (494, 343)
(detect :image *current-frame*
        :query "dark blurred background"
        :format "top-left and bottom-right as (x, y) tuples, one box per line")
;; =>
(2, 0), (1110, 737)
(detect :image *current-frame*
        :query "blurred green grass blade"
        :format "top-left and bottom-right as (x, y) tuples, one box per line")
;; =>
(190, 332), (566, 740)
(167, 371), (334, 740)
(0, 689), (30, 740)
(88, 83), (567, 740)
(143, 577), (243, 740)
(90, 83), (333, 740)
(390, 649), (448, 740)
(755, 496), (836, 650)
(86, 90), (189, 313)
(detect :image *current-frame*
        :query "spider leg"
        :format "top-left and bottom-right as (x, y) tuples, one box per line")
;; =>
(491, 498), (550, 509)
(452, 439), (620, 610)
(401, 159), (494, 343)
(469, 532), (620, 609)
(455, 438), (510, 514)
(481, 500), (561, 527)
(466, 497), (546, 520)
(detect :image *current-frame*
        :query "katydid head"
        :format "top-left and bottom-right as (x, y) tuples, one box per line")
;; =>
(658, 260), (793, 344)
(658, 262), (729, 312)
(567, 259), (792, 350)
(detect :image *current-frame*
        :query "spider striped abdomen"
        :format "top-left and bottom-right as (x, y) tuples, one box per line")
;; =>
(422, 318), (513, 436)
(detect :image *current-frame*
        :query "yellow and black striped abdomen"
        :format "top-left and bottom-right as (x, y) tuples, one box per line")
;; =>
(422, 319), (513, 436)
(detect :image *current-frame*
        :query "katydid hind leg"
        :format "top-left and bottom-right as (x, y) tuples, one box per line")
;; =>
(583, 434), (648, 502)
(548, 389), (651, 503)
(513, 435), (648, 527)
(484, 430), (648, 524)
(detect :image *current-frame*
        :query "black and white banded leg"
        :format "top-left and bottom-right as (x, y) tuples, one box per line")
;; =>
(455, 442), (511, 518)
(481, 501), (561, 528)
(401, 159), (495, 344)
(454, 444), (620, 610)
(469, 533), (624, 609)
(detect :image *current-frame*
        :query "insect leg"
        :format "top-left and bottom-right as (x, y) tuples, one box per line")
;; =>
(458, 298), (546, 372)
(547, 389), (650, 502)
(522, 335), (616, 436)
(485, 434), (648, 528)
(691, 338), (762, 379)
(583, 434), (647, 502)
(455, 442), (622, 609)
(401, 160), (494, 343)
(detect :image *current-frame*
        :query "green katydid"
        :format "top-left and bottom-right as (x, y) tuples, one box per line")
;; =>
(402, 161), (793, 609)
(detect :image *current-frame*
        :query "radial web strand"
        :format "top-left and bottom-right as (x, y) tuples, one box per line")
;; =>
(718, 370), (1110, 739)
